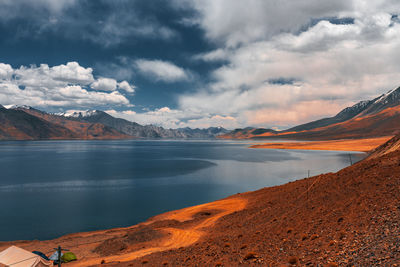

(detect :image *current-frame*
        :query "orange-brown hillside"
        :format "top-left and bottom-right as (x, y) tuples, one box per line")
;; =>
(221, 105), (400, 141)
(2, 135), (400, 266)
(0, 106), (131, 140)
(0, 106), (78, 140)
(368, 133), (400, 159)
(221, 87), (400, 141)
(21, 108), (131, 140)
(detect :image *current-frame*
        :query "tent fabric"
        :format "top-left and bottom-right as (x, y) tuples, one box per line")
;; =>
(0, 246), (51, 267)
(61, 252), (77, 263)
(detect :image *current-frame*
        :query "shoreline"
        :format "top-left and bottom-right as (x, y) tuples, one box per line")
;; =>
(1, 146), (399, 265)
(0, 195), (248, 266)
(249, 136), (392, 152)
(0, 136), (397, 266)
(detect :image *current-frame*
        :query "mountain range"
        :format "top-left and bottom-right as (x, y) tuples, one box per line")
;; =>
(62, 110), (229, 139)
(2, 86), (400, 141)
(220, 86), (400, 140)
(0, 105), (228, 140)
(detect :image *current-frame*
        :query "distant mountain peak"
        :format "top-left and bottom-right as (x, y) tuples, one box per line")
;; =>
(355, 86), (400, 117)
(5, 104), (34, 110)
(222, 85), (400, 139)
(373, 86), (400, 105)
(319, 86), (400, 122)
(335, 100), (371, 118)
(59, 110), (102, 118)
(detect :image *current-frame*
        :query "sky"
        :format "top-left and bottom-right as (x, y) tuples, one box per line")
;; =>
(0, 0), (400, 129)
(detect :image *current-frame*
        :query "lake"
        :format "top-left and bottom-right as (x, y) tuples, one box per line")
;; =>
(0, 140), (365, 241)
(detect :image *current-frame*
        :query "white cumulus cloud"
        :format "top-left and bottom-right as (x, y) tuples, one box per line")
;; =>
(0, 61), (134, 109)
(0, 63), (13, 79)
(48, 61), (94, 84)
(106, 107), (239, 129)
(135, 59), (190, 83)
(118, 80), (135, 93)
(91, 77), (117, 91)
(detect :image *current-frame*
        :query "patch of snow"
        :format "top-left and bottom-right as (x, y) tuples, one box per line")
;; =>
(374, 87), (400, 104)
(4, 104), (33, 110)
(61, 110), (99, 118)
(351, 100), (370, 109)
(337, 100), (370, 116)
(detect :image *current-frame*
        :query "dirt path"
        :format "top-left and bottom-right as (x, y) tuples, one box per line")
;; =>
(67, 197), (247, 266)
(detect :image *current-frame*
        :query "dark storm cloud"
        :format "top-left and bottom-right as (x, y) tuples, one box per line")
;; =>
(0, 0), (177, 46)
(268, 78), (299, 85)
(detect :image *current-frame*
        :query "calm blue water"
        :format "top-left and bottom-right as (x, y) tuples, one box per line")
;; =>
(0, 140), (365, 241)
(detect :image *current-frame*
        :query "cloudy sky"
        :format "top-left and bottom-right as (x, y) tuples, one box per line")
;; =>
(0, 0), (400, 129)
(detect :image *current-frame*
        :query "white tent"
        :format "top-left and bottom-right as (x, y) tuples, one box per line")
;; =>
(0, 246), (51, 267)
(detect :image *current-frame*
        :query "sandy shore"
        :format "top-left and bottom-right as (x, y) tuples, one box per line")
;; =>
(0, 197), (247, 266)
(250, 136), (392, 152)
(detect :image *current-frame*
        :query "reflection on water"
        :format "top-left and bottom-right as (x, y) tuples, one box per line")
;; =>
(0, 140), (365, 241)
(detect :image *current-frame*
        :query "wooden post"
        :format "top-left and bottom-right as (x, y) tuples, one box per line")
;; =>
(307, 170), (310, 209)
(57, 246), (61, 267)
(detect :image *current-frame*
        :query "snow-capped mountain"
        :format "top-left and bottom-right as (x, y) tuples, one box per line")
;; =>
(287, 87), (400, 132)
(55, 110), (101, 118)
(4, 104), (34, 110)
(0, 105), (228, 139)
(335, 100), (371, 119)
(0, 105), (79, 140)
(357, 86), (400, 116)
(58, 110), (228, 139)
(221, 86), (400, 140)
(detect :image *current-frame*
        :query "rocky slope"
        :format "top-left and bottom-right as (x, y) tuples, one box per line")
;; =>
(107, 136), (400, 266)
(177, 127), (229, 138)
(0, 106), (130, 140)
(358, 87), (400, 116)
(64, 110), (187, 138)
(0, 105), (228, 140)
(287, 86), (400, 133)
(63, 110), (228, 139)
(0, 105), (78, 140)
(368, 133), (400, 159)
(267, 105), (400, 140)
(288, 100), (372, 132)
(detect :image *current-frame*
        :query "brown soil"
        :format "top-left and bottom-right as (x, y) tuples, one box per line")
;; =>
(109, 148), (400, 266)
(1, 139), (400, 266)
(250, 137), (392, 152)
(369, 134), (400, 159)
